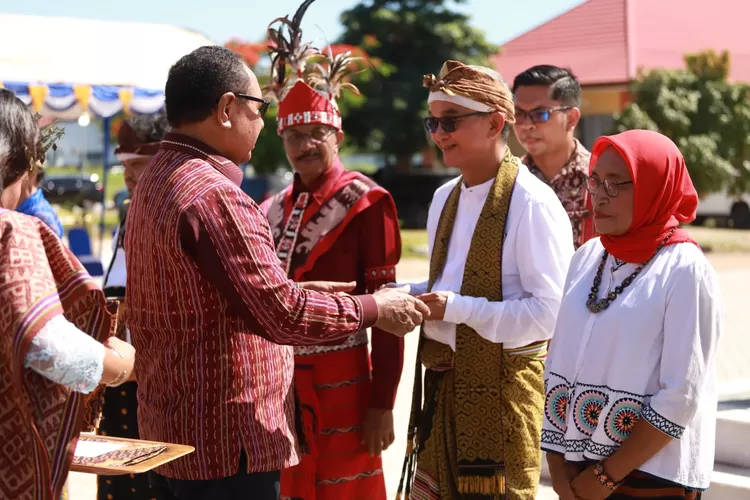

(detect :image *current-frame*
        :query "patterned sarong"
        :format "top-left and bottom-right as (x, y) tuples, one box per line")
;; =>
(262, 167), (393, 500)
(398, 149), (546, 500)
(568, 463), (703, 499)
(611, 471), (703, 499)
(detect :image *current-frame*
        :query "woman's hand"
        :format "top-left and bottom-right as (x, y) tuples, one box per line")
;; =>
(101, 336), (135, 387)
(570, 465), (615, 500)
(547, 453), (582, 500)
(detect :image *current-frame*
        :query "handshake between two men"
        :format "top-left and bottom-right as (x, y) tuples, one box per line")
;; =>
(299, 281), (448, 336)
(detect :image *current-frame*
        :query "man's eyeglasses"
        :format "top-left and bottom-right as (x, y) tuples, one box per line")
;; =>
(282, 127), (336, 145)
(423, 111), (490, 134)
(514, 106), (571, 125)
(234, 93), (270, 117)
(585, 176), (633, 198)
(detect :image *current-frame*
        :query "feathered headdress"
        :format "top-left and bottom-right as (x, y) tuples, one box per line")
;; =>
(35, 113), (64, 166)
(266, 0), (367, 134)
(264, 0), (318, 102)
(307, 47), (365, 102)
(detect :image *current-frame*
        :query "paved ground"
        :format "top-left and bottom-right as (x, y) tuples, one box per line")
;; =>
(68, 252), (750, 499)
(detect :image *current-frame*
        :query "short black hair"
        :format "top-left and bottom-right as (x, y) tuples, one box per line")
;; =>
(0, 89), (39, 193)
(165, 46), (251, 127)
(124, 112), (169, 143)
(512, 65), (581, 107)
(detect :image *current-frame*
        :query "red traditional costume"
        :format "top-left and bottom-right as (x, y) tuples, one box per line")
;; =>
(261, 4), (404, 498)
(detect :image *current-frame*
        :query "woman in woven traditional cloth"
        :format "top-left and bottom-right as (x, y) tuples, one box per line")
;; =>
(541, 129), (721, 500)
(0, 88), (136, 500)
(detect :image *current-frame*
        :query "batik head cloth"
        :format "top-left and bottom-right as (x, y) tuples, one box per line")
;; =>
(114, 119), (161, 160)
(423, 60), (515, 124)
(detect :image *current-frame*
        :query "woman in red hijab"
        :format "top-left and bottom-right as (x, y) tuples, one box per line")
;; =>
(540, 130), (721, 499)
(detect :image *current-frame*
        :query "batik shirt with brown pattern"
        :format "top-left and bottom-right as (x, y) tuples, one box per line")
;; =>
(522, 139), (595, 249)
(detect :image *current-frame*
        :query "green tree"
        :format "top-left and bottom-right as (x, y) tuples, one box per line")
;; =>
(614, 50), (750, 197)
(225, 37), (289, 174)
(251, 105), (287, 174)
(338, 0), (498, 169)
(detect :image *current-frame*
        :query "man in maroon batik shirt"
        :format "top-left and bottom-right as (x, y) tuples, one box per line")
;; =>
(259, 10), (402, 498)
(124, 46), (427, 500)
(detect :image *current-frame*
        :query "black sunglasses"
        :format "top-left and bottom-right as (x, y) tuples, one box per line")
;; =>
(514, 106), (571, 125)
(234, 93), (270, 117)
(423, 111), (491, 133)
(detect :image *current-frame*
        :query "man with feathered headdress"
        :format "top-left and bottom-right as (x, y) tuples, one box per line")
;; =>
(260, 2), (404, 498)
(394, 61), (575, 499)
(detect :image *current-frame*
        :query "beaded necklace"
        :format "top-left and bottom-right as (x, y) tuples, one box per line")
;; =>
(586, 228), (676, 314)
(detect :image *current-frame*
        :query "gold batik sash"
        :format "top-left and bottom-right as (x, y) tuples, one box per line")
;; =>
(399, 148), (544, 499)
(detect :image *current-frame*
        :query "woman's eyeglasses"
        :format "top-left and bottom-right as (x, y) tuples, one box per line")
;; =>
(585, 176), (633, 198)
(423, 111), (490, 133)
(234, 93), (270, 117)
(514, 106), (571, 125)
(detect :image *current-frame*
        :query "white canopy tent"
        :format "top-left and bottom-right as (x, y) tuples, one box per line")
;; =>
(0, 13), (215, 118)
(0, 13), (215, 258)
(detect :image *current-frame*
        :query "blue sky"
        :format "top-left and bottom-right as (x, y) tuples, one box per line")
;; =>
(2, 0), (585, 45)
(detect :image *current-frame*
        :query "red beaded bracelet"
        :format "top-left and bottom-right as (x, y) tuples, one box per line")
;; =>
(593, 462), (622, 491)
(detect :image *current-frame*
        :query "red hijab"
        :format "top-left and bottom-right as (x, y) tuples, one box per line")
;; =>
(590, 130), (700, 263)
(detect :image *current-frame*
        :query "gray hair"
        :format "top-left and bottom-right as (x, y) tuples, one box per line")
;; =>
(0, 134), (8, 196)
(0, 89), (39, 196)
(467, 65), (513, 141)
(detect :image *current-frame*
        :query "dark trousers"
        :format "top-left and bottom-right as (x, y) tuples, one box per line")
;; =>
(148, 452), (280, 500)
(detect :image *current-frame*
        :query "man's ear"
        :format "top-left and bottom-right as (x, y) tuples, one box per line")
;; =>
(216, 92), (236, 129)
(488, 111), (506, 140)
(566, 107), (581, 131)
(335, 129), (344, 147)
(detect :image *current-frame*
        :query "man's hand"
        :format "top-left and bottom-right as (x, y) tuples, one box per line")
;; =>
(298, 281), (357, 293)
(378, 282), (413, 294)
(416, 292), (449, 321)
(372, 287), (429, 336)
(361, 408), (395, 456)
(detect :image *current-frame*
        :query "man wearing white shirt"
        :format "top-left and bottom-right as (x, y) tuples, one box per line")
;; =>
(396, 61), (574, 500)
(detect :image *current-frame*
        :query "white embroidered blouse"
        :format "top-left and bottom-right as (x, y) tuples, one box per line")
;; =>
(24, 314), (106, 394)
(542, 238), (722, 490)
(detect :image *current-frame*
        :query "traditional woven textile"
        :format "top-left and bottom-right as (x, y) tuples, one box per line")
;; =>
(0, 209), (115, 500)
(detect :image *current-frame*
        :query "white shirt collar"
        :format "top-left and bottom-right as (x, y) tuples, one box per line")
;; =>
(460, 176), (495, 198)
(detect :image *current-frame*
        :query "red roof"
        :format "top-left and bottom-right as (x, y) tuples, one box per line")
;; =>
(493, 0), (750, 86)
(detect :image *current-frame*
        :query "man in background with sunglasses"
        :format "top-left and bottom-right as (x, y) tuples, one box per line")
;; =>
(396, 60), (574, 500)
(124, 45), (427, 500)
(259, 8), (403, 498)
(513, 65), (595, 248)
